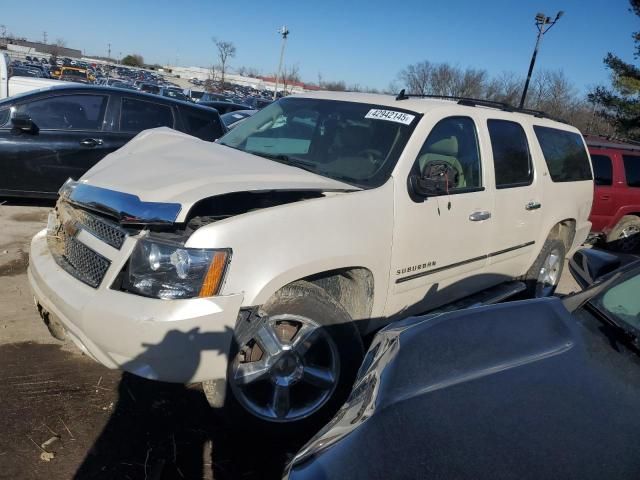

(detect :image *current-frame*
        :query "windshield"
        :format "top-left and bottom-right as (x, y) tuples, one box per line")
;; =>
(62, 69), (86, 78)
(218, 97), (419, 188)
(592, 272), (640, 335)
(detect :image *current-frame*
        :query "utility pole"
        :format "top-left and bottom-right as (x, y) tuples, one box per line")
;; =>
(43, 31), (47, 44)
(519, 11), (564, 109)
(273, 26), (289, 100)
(107, 43), (111, 79)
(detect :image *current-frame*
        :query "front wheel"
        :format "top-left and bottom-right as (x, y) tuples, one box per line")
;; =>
(205, 281), (363, 433)
(523, 238), (566, 297)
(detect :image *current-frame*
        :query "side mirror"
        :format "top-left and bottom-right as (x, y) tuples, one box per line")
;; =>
(11, 112), (37, 133)
(409, 174), (448, 198)
(568, 248), (621, 289)
(409, 161), (459, 199)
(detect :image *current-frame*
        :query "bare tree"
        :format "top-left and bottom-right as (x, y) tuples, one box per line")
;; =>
(281, 64), (301, 93)
(322, 80), (347, 91)
(485, 72), (523, 105)
(395, 59), (616, 135)
(237, 66), (261, 78)
(212, 38), (236, 88)
(399, 61), (432, 95)
(204, 64), (219, 92)
(50, 38), (67, 63)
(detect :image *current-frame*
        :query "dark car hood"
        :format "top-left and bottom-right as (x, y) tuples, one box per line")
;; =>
(288, 298), (640, 480)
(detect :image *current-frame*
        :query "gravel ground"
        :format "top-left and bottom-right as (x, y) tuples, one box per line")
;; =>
(0, 202), (585, 479)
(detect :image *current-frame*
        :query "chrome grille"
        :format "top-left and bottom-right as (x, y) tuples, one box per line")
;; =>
(59, 203), (127, 249)
(59, 232), (110, 288)
(48, 207), (112, 289)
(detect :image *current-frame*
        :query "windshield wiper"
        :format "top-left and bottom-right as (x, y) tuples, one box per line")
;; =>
(252, 152), (318, 175)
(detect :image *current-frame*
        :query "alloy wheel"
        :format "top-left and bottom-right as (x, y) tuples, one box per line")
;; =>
(617, 225), (640, 252)
(536, 248), (561, 297)
(230, 314), (340, 423)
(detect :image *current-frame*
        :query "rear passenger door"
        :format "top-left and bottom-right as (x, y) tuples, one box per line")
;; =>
(178, 107), (226, 141)
(484, 119), (542, 276)
(589, 152), (616, 232)
(622, 153), (640, 215)
(117, 97), (175, 139)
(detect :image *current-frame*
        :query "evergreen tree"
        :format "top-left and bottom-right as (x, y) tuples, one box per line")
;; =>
(589, 0), (640, 140)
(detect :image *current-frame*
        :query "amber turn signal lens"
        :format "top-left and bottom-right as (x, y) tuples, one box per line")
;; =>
(199, 251), (229, 297)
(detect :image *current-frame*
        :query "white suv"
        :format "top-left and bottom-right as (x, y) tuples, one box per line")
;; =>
(28, 91), (593, 428)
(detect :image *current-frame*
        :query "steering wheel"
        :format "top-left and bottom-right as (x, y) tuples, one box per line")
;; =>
(357, 148), (384, 167)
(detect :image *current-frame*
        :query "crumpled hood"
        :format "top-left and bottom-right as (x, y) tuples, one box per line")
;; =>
(80, 128), (357, 221)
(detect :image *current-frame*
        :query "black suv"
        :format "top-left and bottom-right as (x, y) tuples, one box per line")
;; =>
(0, 84), (226, 198)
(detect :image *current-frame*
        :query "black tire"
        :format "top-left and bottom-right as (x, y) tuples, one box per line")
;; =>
(523, 238), (566, 298)
(203, 280), (364, 437)
(605, 215), (640, 253)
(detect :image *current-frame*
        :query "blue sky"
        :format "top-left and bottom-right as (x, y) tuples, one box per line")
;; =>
(1, 0), (637, 93)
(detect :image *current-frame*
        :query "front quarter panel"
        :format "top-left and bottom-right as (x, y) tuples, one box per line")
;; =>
(185, 182), (395, 319)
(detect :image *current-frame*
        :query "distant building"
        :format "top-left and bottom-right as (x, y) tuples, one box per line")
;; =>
(0, 37), (82, 58)
(166, 65), (321, 93)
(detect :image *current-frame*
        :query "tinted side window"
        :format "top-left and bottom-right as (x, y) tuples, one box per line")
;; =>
(623, 155), (640, 188)
(17, 94), (107, 130)
(487, 120), (532, 188)
(414, 116), (481, 190)
(120, 98), (174, 133)
(591, 154), (613, 186)
(0, 108), (9, 127)
(533, 126), (592, 182)
(181, 108), (225, 141)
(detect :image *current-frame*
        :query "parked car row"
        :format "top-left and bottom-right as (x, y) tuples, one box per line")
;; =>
(0, 84), (226, 197)
(586, 135), (640, 252)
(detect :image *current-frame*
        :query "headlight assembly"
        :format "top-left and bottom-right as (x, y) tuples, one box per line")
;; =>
(124, 237), (230, 299)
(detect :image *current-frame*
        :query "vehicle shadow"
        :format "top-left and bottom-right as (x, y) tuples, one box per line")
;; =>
(0, 196), (56, 208)
(72, 271), (560, 479)
(73, 328), (298, 480)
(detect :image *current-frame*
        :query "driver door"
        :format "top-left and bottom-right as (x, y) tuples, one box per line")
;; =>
(387, 115), (494, 317)
(0, 93), (115, 195)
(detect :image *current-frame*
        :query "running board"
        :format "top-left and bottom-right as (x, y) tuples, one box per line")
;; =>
(428, 281), (527, 315)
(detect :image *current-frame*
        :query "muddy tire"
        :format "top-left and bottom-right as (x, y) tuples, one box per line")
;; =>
(523, 238), (565, 298)
(204, 281), (363, 436)
(605, 215), (640, 253)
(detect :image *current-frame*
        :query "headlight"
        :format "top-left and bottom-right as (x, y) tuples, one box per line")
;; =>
(125, 237), (230, 299)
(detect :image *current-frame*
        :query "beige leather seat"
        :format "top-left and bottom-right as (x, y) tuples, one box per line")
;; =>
(417, 136), (466, 188)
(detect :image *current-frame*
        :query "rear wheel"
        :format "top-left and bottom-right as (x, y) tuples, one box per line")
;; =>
(605, 215), (640, 253)
(523, 238), (565, 297)
(204, 281), (363, 433)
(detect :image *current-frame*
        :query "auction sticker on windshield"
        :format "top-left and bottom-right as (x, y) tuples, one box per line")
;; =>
(365, 109), (415, 125)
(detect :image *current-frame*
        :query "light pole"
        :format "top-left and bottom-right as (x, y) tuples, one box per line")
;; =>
(107, 43), (111, 79)
(273, 26), (289, 100)
(519, 11), (564, 109)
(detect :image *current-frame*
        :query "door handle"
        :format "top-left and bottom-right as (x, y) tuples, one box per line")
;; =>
(80, 138), (103, 147)
(525, 201), (541, 211)
(600, 194), (611, 200)
(469, 211), (491, 221)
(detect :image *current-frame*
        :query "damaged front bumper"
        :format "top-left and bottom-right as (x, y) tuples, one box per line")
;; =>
(28, 229), (244, 383)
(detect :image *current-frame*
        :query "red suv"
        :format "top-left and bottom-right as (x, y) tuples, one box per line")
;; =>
(587, 135), (640, 252)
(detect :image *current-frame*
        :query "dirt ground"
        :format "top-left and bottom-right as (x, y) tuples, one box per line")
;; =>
(0, 201), (584, 480)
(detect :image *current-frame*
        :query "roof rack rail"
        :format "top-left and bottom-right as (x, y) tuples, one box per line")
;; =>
(394, 89), (564, 123)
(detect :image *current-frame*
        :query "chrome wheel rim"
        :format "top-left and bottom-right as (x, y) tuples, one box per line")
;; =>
(617, 225), (640, 252)
(230, 314), (340, 423)
(536, 248), (561, 297)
